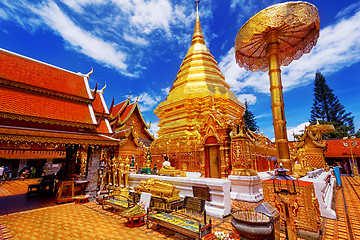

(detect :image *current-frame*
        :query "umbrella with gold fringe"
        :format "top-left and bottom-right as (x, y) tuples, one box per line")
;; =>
(235, 1), (320, 174)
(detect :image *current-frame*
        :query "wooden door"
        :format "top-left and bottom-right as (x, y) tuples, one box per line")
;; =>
(208, 146), (220, 178)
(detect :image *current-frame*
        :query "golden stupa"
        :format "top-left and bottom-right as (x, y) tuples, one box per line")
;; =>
(151, 0), (244, 176)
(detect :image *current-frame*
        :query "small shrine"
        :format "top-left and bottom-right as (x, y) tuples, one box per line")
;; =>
(109, 96), (154, 170)
(230, 118), (277, 176)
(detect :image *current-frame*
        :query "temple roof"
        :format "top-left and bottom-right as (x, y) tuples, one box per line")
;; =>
(110, 99), (148, 127)
(96, 118), (113, 134)
(324, 139), (360, 158)
(0, 48), (92, 101)
(109, 97), (154, 141)
(110, 98), (130, 120)
(0, 87), (95, 128)
(91, 88), (110, 115)
(120, 102), (136, 123)
(0, 48), (117, 146)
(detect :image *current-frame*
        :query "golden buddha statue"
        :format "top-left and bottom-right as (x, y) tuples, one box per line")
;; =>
(180, 163), (187, 177)
(158, 154), (181, 176)
(122, 157), (130, 188)
(292, 148), (309, 177)
(134, 178), (180, 203)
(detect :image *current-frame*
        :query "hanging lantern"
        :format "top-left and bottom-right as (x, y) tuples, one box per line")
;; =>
(271, 163), (299, 195)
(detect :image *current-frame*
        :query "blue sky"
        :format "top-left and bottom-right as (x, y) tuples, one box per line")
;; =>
(0, 0), (359, 141)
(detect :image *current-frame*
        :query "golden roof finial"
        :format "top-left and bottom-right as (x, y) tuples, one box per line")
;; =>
(86, 66), (93, 79)
(191, 0), (204, 45)
(100, 82), (106, 93)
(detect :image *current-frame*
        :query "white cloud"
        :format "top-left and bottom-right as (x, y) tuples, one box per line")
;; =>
(130, 92), (162, 112)
(161, 87), (170, 95)
(219, 47), (269, 93)
(237, 94), (257, 104)
(255, 113), (272, 119)
(335, 1), (360, 19)
(129, 0), (173, 35)
(219, 9), (360, 94)
(287, 122), (310, 142)
(112, 0), (189, 36)
(0, 0), (194, 78)
(0, 8), (8, 19)
(33, 1), (129, 74)
(59, 0), (106, 13)
(173, 5), (193, 27)
(123, 33), (149, 45)
(230, 0), (256, 15)
(149, 121), (160, 138)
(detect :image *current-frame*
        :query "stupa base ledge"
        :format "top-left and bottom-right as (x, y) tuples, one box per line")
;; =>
(229, 174), (264, 202)
(230, 191), (263, 202)
(205, 204), (230, 219)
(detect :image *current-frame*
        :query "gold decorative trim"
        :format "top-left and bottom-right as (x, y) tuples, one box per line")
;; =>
(0, 134), (119, 146)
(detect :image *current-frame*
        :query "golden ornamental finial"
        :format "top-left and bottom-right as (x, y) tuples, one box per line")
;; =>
(100, 82), (106, 93)
(191, 0), (204, 45)
(86, 66), (93, 79)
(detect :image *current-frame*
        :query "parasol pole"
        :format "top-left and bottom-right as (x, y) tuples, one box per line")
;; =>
(266, 30), (292, 174)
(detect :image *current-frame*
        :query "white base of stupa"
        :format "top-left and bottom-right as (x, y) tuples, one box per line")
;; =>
(228, 175), (263, 202)
(128, 173), (231, 218)
(300, 169), (336, 219)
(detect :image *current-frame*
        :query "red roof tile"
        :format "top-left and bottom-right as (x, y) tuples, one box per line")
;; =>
(91, 92), (107, 114)
(0, 87), (93, 125)
(110, 99), (129, 119)
(120, 103), (135, 122)
(0, 49), (90, 99)
(96, 119), (111, 134)
(324, 139), (360, 158)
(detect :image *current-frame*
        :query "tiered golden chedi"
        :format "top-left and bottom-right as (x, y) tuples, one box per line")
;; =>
(151, 2), (244, 173)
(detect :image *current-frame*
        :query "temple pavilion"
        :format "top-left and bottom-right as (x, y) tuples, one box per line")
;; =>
(0, 48), (119, 196)
(150, 2), (276, 178)
(109, 96), (154, 164)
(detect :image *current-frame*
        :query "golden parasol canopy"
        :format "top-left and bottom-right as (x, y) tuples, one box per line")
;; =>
(307, 124), (335, 133)
(235, 1), (320, 72)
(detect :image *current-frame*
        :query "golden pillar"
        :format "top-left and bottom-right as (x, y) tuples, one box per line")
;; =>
(266, 30), (291, 172)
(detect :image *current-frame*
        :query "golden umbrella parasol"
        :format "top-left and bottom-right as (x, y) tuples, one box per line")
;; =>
(235, 1), (320, 174)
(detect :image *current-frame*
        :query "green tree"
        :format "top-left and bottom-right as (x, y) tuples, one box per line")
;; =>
(310, 71), (355, 138)
(243, 99), (258, 132)
(356, 128), (360, 138)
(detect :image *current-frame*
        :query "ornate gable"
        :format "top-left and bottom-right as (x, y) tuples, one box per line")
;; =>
(199, 112), (229, 144)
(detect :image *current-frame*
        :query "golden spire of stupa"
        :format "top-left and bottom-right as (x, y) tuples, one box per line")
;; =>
(191, 0), (204, 45)
(151, 0), (244, 153)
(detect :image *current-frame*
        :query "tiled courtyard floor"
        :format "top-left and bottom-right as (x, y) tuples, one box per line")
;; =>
(0, 176), (359, 239)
